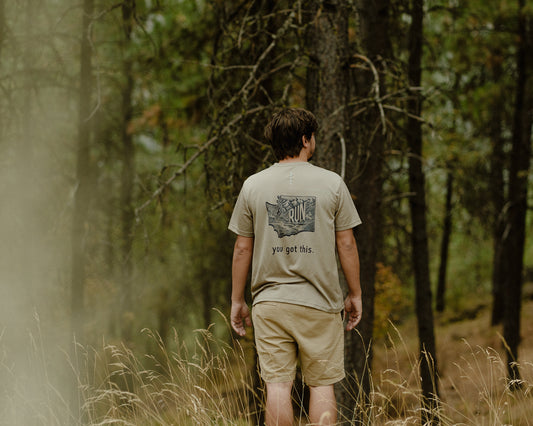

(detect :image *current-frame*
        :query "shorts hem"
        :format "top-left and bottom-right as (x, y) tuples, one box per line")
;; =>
(261, 374), (296, 384)
(304, 373), (345, 387)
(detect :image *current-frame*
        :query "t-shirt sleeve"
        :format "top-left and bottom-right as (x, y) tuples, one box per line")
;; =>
(334, 179), (362, 231)
(228, 183), (254, 237)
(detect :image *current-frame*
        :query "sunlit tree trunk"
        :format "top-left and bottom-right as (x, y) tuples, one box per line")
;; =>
(406, 0), (439, 421)
(119, 0), (136, 341)
(502, 0), (532, 387)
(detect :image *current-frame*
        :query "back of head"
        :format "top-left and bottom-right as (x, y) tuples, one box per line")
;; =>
(264, 108), (318, 161)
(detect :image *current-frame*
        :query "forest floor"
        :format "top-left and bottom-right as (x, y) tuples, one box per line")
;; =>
(370, 283), (533, 425)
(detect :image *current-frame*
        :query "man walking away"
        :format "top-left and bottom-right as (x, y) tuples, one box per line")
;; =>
(229, 108), (362, 425)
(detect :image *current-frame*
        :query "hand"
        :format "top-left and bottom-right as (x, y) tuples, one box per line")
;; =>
(230, 301), (252, 336)
(344, 294), (362, 331)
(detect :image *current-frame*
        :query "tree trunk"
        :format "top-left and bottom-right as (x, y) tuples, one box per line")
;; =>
(406, 0), (439, 421)
(20, 0), (36, 304)
(70, 0), (94, 418)
(0, 0), (6, 134)
(306, 1), (391, 421)
(305, 2), (360, 422)
(342, 1), (391, 422)
(0, 0), (5, 61)
(119, 0), (136, 341)
(502, 0), (532, 387)
(489, 68), (506, 325)
(305, 0), (349, 174)
(306, 1), (374, 424)
(436, 171), (453, 313)
(71, 0), (94, 345)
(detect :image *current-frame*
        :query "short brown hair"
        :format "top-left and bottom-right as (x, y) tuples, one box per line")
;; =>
(264, 108), (318, 161)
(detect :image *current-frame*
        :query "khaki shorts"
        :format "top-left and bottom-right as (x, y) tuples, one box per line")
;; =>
(252, 301), (345, 387)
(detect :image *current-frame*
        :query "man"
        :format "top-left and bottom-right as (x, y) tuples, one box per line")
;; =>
(229, 108), (362, 425)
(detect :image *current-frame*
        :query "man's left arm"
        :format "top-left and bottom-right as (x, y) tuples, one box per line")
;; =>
(336, 229), (362, 331)
(230, 235), (254, 336)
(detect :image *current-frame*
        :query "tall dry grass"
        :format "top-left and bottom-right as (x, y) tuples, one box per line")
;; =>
(1, 311), (533, 425)
(365, 325), (533, 425)
(77, 327), (259, 425)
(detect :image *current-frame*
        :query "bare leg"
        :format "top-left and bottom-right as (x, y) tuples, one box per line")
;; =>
(308, 385), (337, 425)
(265, 381), (294, 426)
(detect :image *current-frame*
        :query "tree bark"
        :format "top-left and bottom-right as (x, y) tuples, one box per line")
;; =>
(0, 0), (4, 149)
(489, 59), (506, 325)
(71, 0), (94, 344)
(305, 0), (349, 174)
(305, 1), (391, 421)
(406, 0), (439, 421)
(0, 0), (5, 61)
(305, 3), (359, 422)
(436, 171), (453, 313)
(341, 1), (391, 422)
(119, 0), (136, 341)
(70, 0), (94, 419)
(502, 0), (532, 387)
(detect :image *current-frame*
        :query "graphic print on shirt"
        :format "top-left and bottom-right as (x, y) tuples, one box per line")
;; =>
(266, 195), (316, 238)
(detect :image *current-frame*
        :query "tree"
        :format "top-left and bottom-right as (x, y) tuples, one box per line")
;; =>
(70, 0), (95, 418)
(436, 170), (453, 313)
(304, 1), (355, 419)
(488, 48), (507, 326)
(406, 0), (439, 421)
(0, 0), (4, 60)
(502, 0), (532, 386)
(119, 0), (136, 341)
(71, 0), (94, 344)
(343, 0), (392, 420)
(305, 0), (349, 173)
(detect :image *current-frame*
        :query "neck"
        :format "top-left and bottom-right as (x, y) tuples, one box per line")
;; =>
(279, 152), (309, 163)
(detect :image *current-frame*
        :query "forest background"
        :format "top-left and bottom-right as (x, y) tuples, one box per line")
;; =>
(0, 0), (532, 424)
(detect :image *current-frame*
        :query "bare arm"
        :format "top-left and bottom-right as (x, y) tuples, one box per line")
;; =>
(336, 229), (362, 331)
(231, 235), (254, 336)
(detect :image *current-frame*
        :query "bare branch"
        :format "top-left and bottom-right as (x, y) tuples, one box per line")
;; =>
(382, 104), (431, 126)
(216, 8), (296, 117)
(135, 105), (267, 217)
(352, 54), (387, 135)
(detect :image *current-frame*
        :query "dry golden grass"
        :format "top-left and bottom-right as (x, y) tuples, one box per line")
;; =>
(2, 299), (533, 425)
(371, 290), (533, 425)
(78, 327), (258, 425)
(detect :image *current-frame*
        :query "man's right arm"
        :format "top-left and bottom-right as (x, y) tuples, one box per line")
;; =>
(336, 229), (362, 331)
(231, 235), (254, 336)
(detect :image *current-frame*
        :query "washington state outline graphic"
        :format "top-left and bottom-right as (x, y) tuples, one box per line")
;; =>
(266, 195), (316, 238)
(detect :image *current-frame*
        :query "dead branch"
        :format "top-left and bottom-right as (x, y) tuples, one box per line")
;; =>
(215, 8), (296, 119)
(135, 105), (267, 217)
(352, 54), (387, 135)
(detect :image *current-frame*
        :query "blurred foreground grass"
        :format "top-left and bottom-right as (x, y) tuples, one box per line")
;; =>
(1, 300), (533, 425)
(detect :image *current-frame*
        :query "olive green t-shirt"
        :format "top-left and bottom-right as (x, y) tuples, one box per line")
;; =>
(228, 162), (361, 313)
